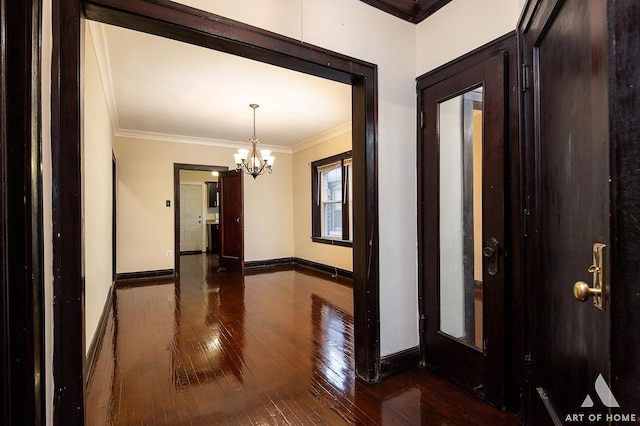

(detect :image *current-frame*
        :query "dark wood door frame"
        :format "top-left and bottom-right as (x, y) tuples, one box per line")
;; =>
(52, 0), (380, 423)
(1, 0), (46, 424)
(112, 153), (117, 281)
(173, 163), (228, 276)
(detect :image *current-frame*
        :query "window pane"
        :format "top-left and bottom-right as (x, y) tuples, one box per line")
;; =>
(311, 155), (352, 243)
(321, 165), (342, 202)
(323, 202), (342, 237)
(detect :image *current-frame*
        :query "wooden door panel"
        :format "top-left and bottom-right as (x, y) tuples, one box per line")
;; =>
(180, 184), (203, 252)
(219, 170), (244, 274)
(418, 47), (509, 408)
(522, 0), (611, 421)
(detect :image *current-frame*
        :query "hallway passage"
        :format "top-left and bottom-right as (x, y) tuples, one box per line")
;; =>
(86, 254), (519, 425)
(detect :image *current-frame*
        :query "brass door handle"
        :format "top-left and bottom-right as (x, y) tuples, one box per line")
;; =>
(571, 243), (606, 310)
(573, 281), (601, 302)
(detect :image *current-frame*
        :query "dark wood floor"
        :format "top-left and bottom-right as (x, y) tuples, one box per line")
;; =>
(86, 254), (520, 425)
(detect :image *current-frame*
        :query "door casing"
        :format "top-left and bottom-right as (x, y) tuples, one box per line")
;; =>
(52, 1), (380, 423)
(173, 163), (228, 276)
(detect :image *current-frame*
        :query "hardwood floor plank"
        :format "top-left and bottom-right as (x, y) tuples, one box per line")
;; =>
(86, 254), (519, 425)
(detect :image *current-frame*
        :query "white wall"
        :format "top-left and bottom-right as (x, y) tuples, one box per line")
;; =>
(292, 128), (353, 272)
(113, 137), (294, 272)
(416, 0), (522, 75)
(84, 22), (115, 353)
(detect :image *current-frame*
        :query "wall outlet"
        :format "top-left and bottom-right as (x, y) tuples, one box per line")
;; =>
(166, 250), (172, 257)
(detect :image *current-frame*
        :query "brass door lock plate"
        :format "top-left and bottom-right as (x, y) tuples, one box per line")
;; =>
(590, 243), (606, 311)
(573, 243), (606, 311)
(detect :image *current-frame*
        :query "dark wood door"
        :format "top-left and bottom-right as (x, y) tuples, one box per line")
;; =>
(219, 170), (244, 274)
(418, 51), (507, 408)
(521, 0), (612, 422)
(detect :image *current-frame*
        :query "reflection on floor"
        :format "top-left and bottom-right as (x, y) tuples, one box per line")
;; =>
(86, 254), (519, 425)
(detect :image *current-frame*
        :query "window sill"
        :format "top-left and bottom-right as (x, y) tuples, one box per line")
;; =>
(311, 237), (353, 248)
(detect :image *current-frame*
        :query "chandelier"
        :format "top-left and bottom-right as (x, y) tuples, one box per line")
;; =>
(234, 104), (275, 179)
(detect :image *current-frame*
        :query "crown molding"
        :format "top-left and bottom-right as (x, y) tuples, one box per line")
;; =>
(87, 21), (121, 135)
(88, 20), (338, 156)
(292, 121), (352, 153)
(113, 128), (293, 153)
(359, 0), (452, 24)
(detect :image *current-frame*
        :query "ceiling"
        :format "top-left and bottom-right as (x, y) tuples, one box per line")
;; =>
(89, 22), (352, 153)
(358, 0), (452, 23)
(88, 1), (451, 152)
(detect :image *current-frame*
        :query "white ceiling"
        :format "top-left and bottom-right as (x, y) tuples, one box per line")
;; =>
(88, 22), (353, 153)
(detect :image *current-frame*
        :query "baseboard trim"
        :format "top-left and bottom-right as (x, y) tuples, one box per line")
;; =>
(295, 258), (353, 280)
(244, 257), (296, 269)
(115, 269), (174, 283)
(244, 257), (353, 280)
(379, 346), (421, 379)
(85, 284), (113, 388)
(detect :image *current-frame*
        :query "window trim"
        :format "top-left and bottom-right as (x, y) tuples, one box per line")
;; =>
(311, 151), (352, 247)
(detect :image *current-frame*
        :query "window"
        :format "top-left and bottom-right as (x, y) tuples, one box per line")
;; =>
(311, 152), (352, 247)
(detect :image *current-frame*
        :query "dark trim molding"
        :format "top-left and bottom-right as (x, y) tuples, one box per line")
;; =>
(115, 269), (174, 282)
(1, 0), (45, 424)
(380, 346), (421, 379)
(52, 1), (380, 420)
(52, 0), (85, 422)
(85, 284), (113, 388)
(244, 257), (354, 281)
(358, 0), (452, 24)
(296, 258), (354, 280)
(416, 31), (517, 87)
(606, 0), (640, 411)
(311, 237), (353, 248)
(244, 257), (296, 269)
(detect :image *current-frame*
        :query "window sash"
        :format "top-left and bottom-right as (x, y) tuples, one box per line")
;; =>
(311, 152), (352, 243)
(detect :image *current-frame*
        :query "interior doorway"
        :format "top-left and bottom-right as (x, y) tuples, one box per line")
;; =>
(53, 1), (379, 422)
(179, 183), (204, 252)
(174, 164), (228, 276)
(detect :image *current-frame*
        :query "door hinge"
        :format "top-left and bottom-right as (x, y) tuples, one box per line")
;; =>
(521, 63), (529, 92)
(420, 111), (425, 129)
(523, 208), (531, 237)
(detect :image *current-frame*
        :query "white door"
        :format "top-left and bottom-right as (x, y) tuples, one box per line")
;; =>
(180, 184), (203, 252)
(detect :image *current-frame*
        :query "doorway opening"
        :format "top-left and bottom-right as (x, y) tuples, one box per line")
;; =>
(53, 1), (379, 421)
(174, 164), (229, 276)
